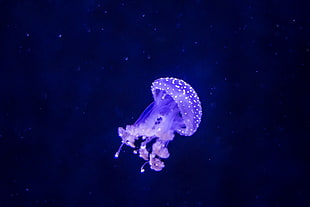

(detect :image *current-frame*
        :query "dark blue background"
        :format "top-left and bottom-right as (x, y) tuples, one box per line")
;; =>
(0, 0), (309, 206)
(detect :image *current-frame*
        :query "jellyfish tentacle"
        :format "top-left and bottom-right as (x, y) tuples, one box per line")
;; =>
(114, 142), (124, 158)
(152, 140), (170, 159)
(140, 161), (149, 173)
(149, 154), (165, 171)
(134, 102), (155, 125)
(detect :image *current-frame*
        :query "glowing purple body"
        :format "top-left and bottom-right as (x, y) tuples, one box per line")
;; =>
(115, 77), (202, 172)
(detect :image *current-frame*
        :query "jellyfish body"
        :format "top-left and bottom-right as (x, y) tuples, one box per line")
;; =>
(115, 77), (202, 172)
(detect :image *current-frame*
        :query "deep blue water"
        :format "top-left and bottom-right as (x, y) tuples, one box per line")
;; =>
(0, 0), (309, 207)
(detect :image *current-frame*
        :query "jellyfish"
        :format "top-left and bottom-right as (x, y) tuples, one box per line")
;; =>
(115, 77), (202, 172)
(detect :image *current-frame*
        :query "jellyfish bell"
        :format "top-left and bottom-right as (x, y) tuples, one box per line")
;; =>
(115, 77), (202, 172)
(151, 77), (202, 136)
